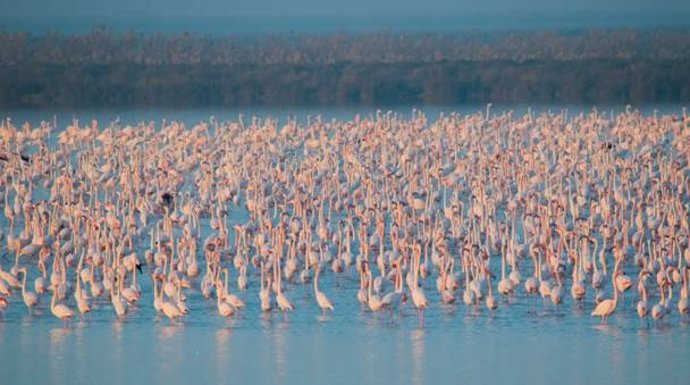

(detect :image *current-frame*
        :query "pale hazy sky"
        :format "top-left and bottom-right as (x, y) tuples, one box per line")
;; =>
(2, 0), (689, 18)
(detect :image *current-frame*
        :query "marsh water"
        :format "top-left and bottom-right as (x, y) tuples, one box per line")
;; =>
(5, 11), (690, 35)
(1, 105), (689, 385)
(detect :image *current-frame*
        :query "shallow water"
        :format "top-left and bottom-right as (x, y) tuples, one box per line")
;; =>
(1, 106), (690, 385)
(4, 12), (690, 35)
(1, 303), (689, 385)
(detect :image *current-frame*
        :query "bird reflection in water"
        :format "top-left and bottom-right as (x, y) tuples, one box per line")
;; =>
(215, 328), (232, 381)
(49, 326), (72, 384)
(411, 328), (425, 385)
(274, 328), (288, 381)
(158, 324), (183, 342)
(112, 319), (125, 342)
(215, 328), (232, 349)
(50, 326), (71, 347)
(592, 323), (623, 336)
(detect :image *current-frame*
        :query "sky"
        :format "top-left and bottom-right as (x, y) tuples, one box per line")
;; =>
(1, 0), (689, 18)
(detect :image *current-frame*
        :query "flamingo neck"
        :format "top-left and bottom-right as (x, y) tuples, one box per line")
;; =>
(224, 269), (229, 295)
(21, 271), (27, 295)
(612, 263), (621, 306)
(313, 267), (320, 292)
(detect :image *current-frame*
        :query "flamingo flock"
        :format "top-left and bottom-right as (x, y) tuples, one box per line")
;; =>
(0, 107), (689, 327)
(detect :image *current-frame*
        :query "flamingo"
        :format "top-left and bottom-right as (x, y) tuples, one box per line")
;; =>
(550, 268), (563, 307)
(175, 280), (189, 315)
(410, 245), (429, 324)
(381, 262), (404, 312)
(153, 278), (163, 313)
(121, 262), (141, 304)
(637, 273), (649, 323)
(651, 283), (668, 323)
(357, 267), (369, 305)
(367, 270), (383, 312)
(34, 261), (48, 295)
(74, 271), (91, 315)
(678, 267), (689, 317)
(216, 281), (234, 318)
(485, 267), (498, 311)
(275, 262), (294, 314)
(524, 247), (540, 306)
(112, 271), (128, 318)
(614, 266), (633, 303)
(161, 281), (184, 322)
(18, 267), (38, 313)
(591, 257), (622, 324)
(313, 264), (334, 315)
(259, 263), (272, 312)
(0, 261), (20, 289)
(0, 273), (11, 296)
(50, 286), (75, 321)
(497, 244), (514, 296)
(0, 109), (689, 331)
(222, 268), (245, 309)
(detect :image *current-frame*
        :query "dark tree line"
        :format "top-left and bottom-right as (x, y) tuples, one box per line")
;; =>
(1, 29), (689, 107)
